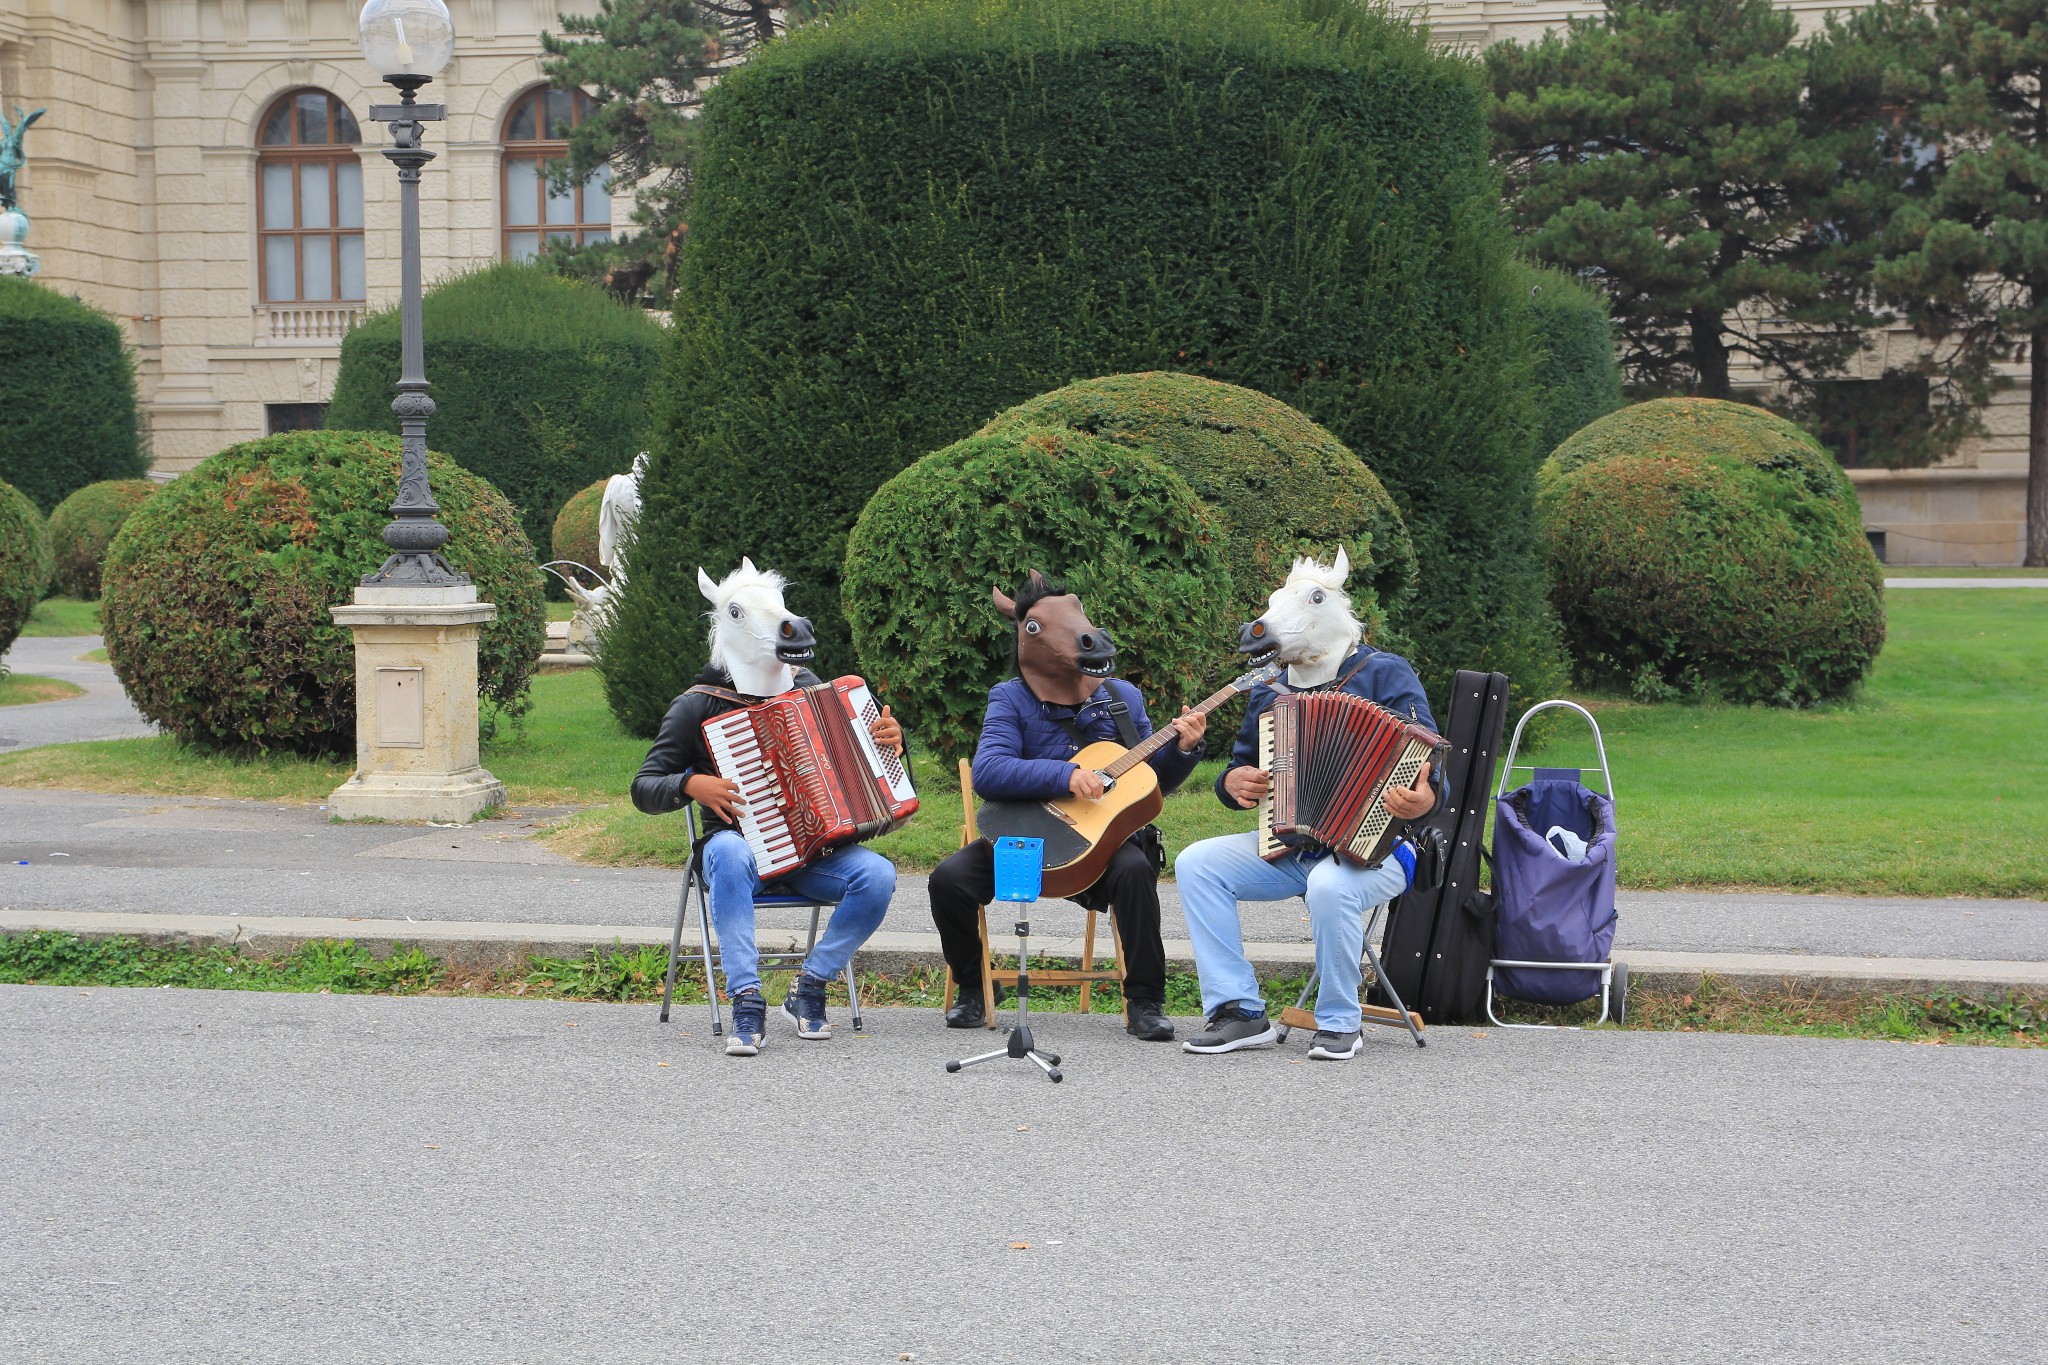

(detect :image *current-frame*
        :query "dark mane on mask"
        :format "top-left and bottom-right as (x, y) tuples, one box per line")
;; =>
(1008, 572), (1072, 674)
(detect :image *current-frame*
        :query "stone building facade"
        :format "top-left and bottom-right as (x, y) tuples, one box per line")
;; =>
(0, 0), (2025, 561)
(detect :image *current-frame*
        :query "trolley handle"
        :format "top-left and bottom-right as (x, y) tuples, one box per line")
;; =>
(1495, 699), (1615, 802)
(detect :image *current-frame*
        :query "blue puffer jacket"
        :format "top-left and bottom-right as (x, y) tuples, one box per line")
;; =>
(1217, 645), (1447, 817)
(971, 677), (1203, 802)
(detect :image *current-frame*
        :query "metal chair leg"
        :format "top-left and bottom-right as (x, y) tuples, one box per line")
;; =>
(847, 963), (864, 1032)
(696, 866), (723, 1037)
(659, 868), (692, 1024)
(1360, 904), (1425, 1048)
(1276, 968), (1320, 1044)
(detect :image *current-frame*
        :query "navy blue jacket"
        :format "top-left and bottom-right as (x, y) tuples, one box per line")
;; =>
(1217, 646), (1446, 817)
(972, 677), (1202, 802)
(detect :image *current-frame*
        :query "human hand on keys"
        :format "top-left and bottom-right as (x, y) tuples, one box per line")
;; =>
(1223, 765), (1271, 810)
(868, 704), (904, 756)
(685, 772), (748, 823)
(1381, 761), (1433, 820)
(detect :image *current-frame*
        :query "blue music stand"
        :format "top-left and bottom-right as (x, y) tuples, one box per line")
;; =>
(946, 837), (1063, 1083)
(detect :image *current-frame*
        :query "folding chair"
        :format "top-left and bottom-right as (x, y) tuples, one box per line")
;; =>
(1273, 897), (1426, 1047)
(943, 759), (1126, 1028)
(657, 806), (865, 1037)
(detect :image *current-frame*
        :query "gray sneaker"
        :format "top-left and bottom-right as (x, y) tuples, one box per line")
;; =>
(1182, 1003), (1279, 1054)
(1307, 1029), (1362, 1061)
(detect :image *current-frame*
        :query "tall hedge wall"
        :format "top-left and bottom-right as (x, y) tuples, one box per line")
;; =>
(1521, 265), (1624, 458)
(600, 0), (1563, 736)
(0, 277), (147, 513)
(326, 263), (663, 560)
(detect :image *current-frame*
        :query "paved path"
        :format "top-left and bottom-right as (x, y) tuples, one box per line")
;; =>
(1884, 576), (2048, 588)
(0, 635), (154, 752)
(4, 788), (2045, 969)
(2, 985), (2041, 1363)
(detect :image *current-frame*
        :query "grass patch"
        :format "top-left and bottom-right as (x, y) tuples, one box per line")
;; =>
(547, 601), (575, 621)
(0, 674), (85, 706)
(76, 647), (108, 663)
(1518, 591), (2047, 896)
(19, 596), (101, 637)
(0, 592), (2039, 894)
(6, 932), (2041, 1046)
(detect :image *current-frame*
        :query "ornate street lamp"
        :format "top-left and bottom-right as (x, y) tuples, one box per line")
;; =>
(356, 0), (465, 587)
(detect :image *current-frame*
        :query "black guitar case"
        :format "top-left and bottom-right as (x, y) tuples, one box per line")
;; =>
(1371, 670), (1510, 1026)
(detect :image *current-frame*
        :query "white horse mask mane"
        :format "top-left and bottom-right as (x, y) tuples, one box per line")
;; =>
(697, 557), (817, 698)
(1237, 547), (1365, 689)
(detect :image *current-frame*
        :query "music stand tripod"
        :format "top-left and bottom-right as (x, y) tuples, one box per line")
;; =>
(946, 836), (1063, 1084)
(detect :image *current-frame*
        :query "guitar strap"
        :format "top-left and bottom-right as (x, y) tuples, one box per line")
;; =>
(1050, 691), (1140, 749)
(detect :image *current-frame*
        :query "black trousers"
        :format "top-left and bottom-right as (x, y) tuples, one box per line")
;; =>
(927, 835), (1167, 1004)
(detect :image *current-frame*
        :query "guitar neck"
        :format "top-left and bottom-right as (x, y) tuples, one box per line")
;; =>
(1100, 680), (1244, 779)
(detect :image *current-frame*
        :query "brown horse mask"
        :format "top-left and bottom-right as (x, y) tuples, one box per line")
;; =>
(992, 570), (1117, 707)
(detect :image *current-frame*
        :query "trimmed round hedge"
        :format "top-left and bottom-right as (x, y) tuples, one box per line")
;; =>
(839, 426), (1234, 765)
(101, 431), (547, 755)
(603, 0), (1563, 737)
(977, 373), (1416, 637)
(326, 263), (663, 561)
(551, 478), (608, 581)
(0, 479), (52, 655)
(1538, 404), (1884, 705)
(1548, 397), (1853, 501)
(47, 479), (158, 599)
(0, 277), (147, 513)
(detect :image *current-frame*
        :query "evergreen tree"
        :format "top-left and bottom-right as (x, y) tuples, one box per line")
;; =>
(539, 2), (827, 304)
(1487, 0), (1900, 399)
(1873, 0), (2048, 564)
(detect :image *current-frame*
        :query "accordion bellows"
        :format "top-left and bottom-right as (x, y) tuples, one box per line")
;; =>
(1257, 691), (1445, 868)
(702, 676), (918, 879)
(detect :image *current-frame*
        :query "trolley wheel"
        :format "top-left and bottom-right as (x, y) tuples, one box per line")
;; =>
(1607, 961), (1630, 1026)
(944, 1060), (962, 1073)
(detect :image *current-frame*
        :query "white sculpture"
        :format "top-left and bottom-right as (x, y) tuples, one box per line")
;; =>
(599, 451), (649, 580)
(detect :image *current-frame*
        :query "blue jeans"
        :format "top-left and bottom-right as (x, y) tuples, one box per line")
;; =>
(700, 831), (895, 997)
(1175, 832), (1411, 1032)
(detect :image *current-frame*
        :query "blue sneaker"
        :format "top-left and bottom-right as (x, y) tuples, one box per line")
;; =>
(782, 972), (833, 1040)
(726, 989), (766, 1056)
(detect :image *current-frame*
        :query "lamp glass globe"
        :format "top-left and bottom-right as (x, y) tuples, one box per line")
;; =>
(358, 0), (455, 79)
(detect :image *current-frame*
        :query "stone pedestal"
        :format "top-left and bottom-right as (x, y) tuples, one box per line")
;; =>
(328, 584), (505, 823)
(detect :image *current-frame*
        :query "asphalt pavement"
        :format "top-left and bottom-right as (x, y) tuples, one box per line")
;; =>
(2, 984), (2042, 1363)
(0, 636), (154, 752)
(6, 787), (2047, 966)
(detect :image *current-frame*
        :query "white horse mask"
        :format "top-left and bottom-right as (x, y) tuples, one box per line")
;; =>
(697, 557), (816, 697)
(1237, 548), (1365, 689)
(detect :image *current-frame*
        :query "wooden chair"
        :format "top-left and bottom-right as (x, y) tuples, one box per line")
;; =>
(943, 759), (1126, 1028)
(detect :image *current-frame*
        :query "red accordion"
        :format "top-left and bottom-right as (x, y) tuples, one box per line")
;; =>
(702, 676), (919, 879)
(1257, 691), (1444, 868)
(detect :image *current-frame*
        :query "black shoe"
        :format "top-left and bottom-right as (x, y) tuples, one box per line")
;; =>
(944, 988), (987, 1029)
(1125, 1001), (1175, 1042)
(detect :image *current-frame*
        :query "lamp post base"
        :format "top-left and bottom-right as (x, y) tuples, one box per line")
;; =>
(329, 583), (505, 824)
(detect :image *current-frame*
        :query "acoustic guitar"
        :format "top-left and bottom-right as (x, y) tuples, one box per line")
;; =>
(976, 662), (1283, 898)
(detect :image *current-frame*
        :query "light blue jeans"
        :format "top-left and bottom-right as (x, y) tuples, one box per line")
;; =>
(700, 830), (895, 997)
(1175, 832), (1411, 1032)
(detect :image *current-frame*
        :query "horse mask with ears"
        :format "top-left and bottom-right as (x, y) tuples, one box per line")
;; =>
(1237, 548), (1365, 690)
(697, 557), (818, 698)
(992, 570), (1116, 707)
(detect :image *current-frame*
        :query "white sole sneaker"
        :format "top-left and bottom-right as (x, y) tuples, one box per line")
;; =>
(782, 997), (832, 1040)
(1307, 1033), (1363, 1061)
(725, 1033), (762, 1057)
(1181, 1022), (1279, 1054)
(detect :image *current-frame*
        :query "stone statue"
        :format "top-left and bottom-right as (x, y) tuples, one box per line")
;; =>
(0, 106), (46, 212)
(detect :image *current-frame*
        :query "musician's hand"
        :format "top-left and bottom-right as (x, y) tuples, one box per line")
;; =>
(869, 704), (905, 757)
(1382, 761), (1433, 821)
(1223, 765), (1271, 810)
(1171, 705), (1207, 753)
(1068, 767), (1107, 801)
(684, 773), (748, 823)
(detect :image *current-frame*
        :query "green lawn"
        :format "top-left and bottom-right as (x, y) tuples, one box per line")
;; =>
(0, 589), (2040, 895)
(0, 674), (85, 707)
(19, 596), (101, 636)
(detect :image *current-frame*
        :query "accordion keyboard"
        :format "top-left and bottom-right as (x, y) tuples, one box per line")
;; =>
(703, 711), (804, 876)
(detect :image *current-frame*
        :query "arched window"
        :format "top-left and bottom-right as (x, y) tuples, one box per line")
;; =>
(501, 87), (612, 261)
(257, 89), (365, 303)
